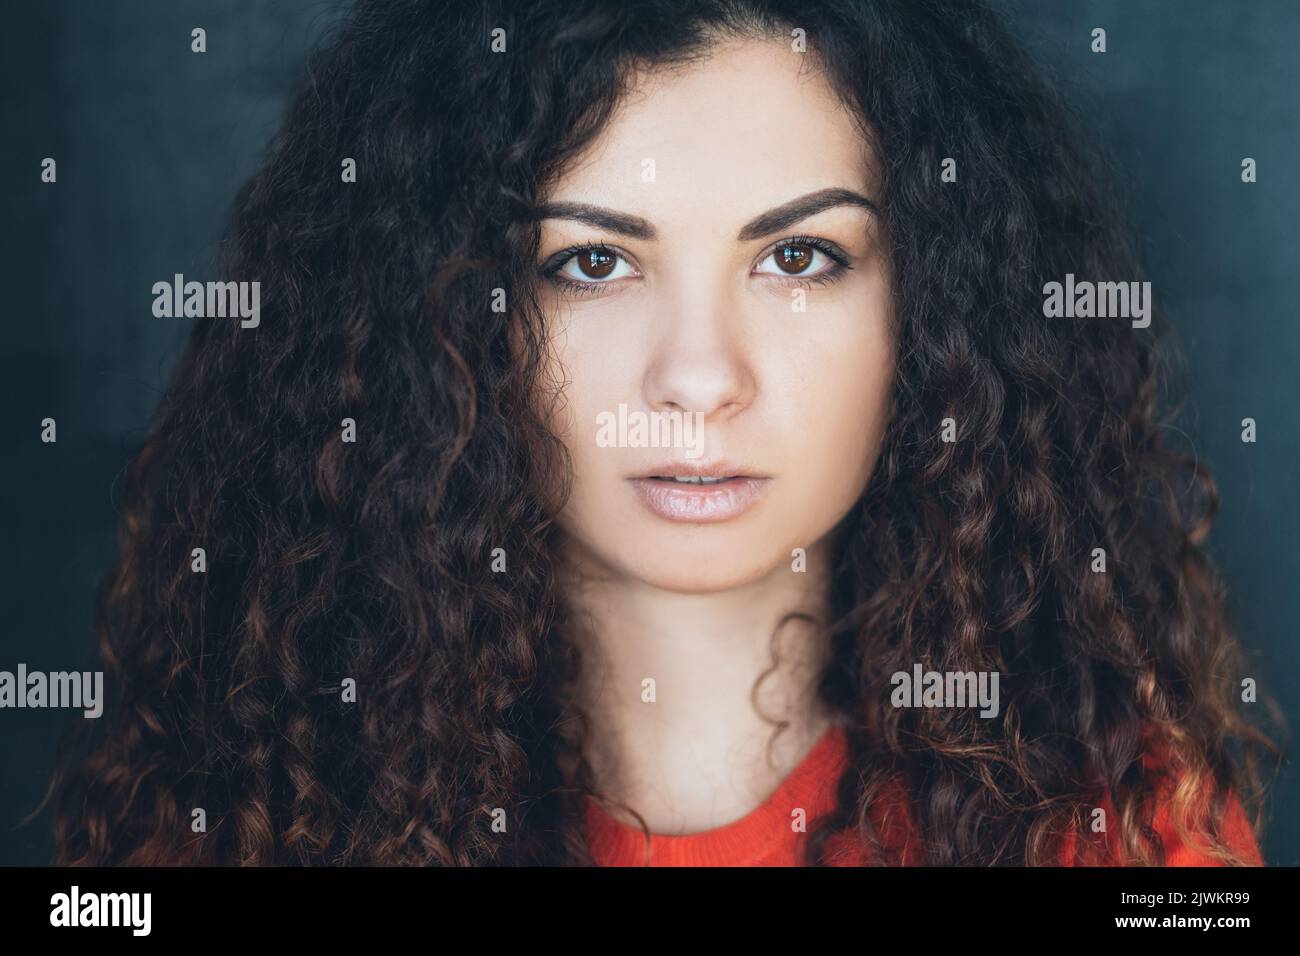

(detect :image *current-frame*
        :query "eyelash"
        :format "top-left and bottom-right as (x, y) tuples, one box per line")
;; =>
(538, 235), (853, 298)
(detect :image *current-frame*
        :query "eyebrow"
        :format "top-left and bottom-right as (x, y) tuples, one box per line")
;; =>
(532, 202), (657, 240)
(735, 188), (880, 241)
(532, 187), (879, 243)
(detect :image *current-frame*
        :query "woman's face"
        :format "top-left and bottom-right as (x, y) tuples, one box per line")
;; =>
(533, 36), (896, 594)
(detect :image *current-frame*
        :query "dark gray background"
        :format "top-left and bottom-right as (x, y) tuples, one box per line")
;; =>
(1, 0), (1296, 865)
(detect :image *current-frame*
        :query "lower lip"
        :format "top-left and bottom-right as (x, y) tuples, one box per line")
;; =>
(628, 477), (771, 523)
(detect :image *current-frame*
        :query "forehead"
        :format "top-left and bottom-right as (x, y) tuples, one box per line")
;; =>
(541, 36), (875, 228)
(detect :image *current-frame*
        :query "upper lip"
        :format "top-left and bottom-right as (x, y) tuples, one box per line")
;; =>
(629, 459), (766, 480)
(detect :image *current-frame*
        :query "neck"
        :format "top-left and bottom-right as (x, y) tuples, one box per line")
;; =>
(559, 538), (837, 834)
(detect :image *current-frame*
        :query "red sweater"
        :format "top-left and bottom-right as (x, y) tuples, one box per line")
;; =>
(584, 724), (1263, 866)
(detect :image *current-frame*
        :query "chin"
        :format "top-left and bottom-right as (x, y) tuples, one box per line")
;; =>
(616, 533), (792, 594)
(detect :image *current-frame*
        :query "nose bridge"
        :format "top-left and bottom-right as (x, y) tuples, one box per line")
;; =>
(641, 260), (756, 418)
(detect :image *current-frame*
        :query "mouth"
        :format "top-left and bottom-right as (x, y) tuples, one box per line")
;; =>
(627, 462), (771, 522)
(646, 475), (741, 485)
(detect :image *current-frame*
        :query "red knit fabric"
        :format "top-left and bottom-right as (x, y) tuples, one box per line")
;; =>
(584, 724), (1263, 866)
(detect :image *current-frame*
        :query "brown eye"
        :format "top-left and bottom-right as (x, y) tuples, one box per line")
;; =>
(577, 248), (618, 279)
(773, 243), (814, 274)
(547, 245), (638, 292)
(753, 238), (848, 284)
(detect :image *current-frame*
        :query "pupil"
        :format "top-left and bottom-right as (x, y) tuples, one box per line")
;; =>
(579, 249), (616, 279)
(777, 244), (812, 273)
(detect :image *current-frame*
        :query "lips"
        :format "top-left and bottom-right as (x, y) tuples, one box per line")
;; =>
(629, 459), (764, 481)
(627, 460), (771, 522)
(649, 475), (733, 485)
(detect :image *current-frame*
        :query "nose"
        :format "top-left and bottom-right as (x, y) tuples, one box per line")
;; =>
(641, 273), (757, 422)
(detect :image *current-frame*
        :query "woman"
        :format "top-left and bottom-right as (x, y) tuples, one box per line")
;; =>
(47, 0), (1284, 866)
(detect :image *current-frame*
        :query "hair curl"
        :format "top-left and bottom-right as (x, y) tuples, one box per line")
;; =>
(43, 0), (1286, 865)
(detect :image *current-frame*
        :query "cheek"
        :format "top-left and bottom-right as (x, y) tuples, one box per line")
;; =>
(536, 314), (634, 525)
(540, 314), (627, 451)
(777, 311), (895, 508)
